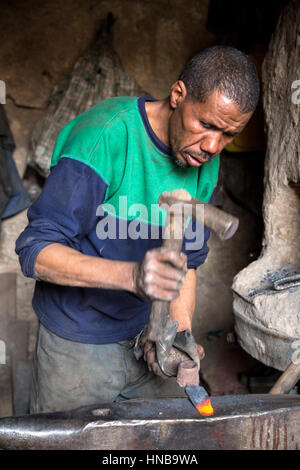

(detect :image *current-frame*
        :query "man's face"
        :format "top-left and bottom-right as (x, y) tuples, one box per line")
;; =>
(168, 83), (252, 168)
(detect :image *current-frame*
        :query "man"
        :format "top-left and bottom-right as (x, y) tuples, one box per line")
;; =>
(16, 46), (259, 413)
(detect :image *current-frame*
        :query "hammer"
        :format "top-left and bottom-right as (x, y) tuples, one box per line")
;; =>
(137, 189), (239, 414)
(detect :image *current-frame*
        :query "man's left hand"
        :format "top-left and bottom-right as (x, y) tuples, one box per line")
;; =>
(140, 336), (205, 378)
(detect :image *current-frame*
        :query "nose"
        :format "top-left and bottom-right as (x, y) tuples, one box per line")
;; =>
(200, 133), (220, 156)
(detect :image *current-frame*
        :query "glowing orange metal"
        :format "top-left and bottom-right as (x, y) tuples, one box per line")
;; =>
(195, 398), (214, 416)
(185, 385), (214, 417)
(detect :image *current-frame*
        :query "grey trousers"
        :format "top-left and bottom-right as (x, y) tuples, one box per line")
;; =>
(30, 323), (186, 413)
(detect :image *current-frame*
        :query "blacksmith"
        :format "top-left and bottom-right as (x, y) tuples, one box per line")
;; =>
(16, 46), (259, 412)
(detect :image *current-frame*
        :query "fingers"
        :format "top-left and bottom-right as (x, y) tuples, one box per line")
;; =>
(134, 248), (188, 301)
(145, 345), (156, 369)
(143, 341), (169, 379)
(141, 340), (204, 379)
(142, 339), (153, 354)
(143, 249), (187, 280)
(151, 362), (169, 379)
(196, 343), (205, 360)
(150, 248), (187, 271)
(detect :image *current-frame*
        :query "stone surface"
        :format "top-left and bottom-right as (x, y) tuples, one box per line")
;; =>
(0, 268), (17, 360)
(0, 268), (16, 321)
(232, 0), (300, 367)
(0, 363), (13, 418)
(0, 0), (214, 107)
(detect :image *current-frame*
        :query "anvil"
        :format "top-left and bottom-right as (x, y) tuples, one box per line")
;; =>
(0, 394), (300, 450)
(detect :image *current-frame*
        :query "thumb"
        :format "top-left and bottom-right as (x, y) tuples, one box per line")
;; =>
(196, 343), (205, 360)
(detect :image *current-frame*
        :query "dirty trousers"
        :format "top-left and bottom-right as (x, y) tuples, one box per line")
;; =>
(30, 323), (186, 413)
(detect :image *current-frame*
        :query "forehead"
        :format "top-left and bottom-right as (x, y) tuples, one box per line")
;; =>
(186, 90), (251, 129)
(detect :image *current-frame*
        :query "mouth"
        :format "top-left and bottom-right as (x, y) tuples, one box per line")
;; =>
(183, 151), (208, 167)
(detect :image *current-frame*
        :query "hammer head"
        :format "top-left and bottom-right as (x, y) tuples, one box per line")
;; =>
(158, 189), (239, 241)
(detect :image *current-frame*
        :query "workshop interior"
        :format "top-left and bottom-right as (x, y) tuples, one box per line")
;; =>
(0, 0), (299, 450)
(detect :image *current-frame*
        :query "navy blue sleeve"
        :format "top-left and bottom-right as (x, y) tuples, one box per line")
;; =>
(15, 157), (108, 279)
(182, 190), (215, 270)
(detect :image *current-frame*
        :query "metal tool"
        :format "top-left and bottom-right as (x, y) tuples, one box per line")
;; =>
(136, 189), (239, 386)
(158, 190), (239, 241)
(185, 385), (214, 416)
(1, 394), (300, 449)
(273, 273), (300, 291)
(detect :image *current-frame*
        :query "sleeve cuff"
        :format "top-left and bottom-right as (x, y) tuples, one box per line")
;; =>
(23, 241), (56, 280)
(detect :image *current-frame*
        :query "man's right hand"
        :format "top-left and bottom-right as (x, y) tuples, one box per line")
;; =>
(132, 247), (187, 301)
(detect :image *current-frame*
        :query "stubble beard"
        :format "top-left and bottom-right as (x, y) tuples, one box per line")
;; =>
(170, 138), (188, 168)
(172, 152), (187, 168)
(169, 129), (188, 168)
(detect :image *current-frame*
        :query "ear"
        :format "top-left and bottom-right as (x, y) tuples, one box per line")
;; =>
(169, 80), (188, 109)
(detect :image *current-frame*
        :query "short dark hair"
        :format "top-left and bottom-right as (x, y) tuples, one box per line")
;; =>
(178, 46), (260, 114)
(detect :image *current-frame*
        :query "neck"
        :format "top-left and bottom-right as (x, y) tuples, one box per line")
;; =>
(145, 98), (172, 147)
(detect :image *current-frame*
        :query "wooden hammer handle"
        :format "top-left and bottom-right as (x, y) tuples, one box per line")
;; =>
(146, 208), (186, 342)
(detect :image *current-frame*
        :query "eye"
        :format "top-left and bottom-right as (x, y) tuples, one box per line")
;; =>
(224, 132), (236, 138)
(200, 121), (211, 129)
